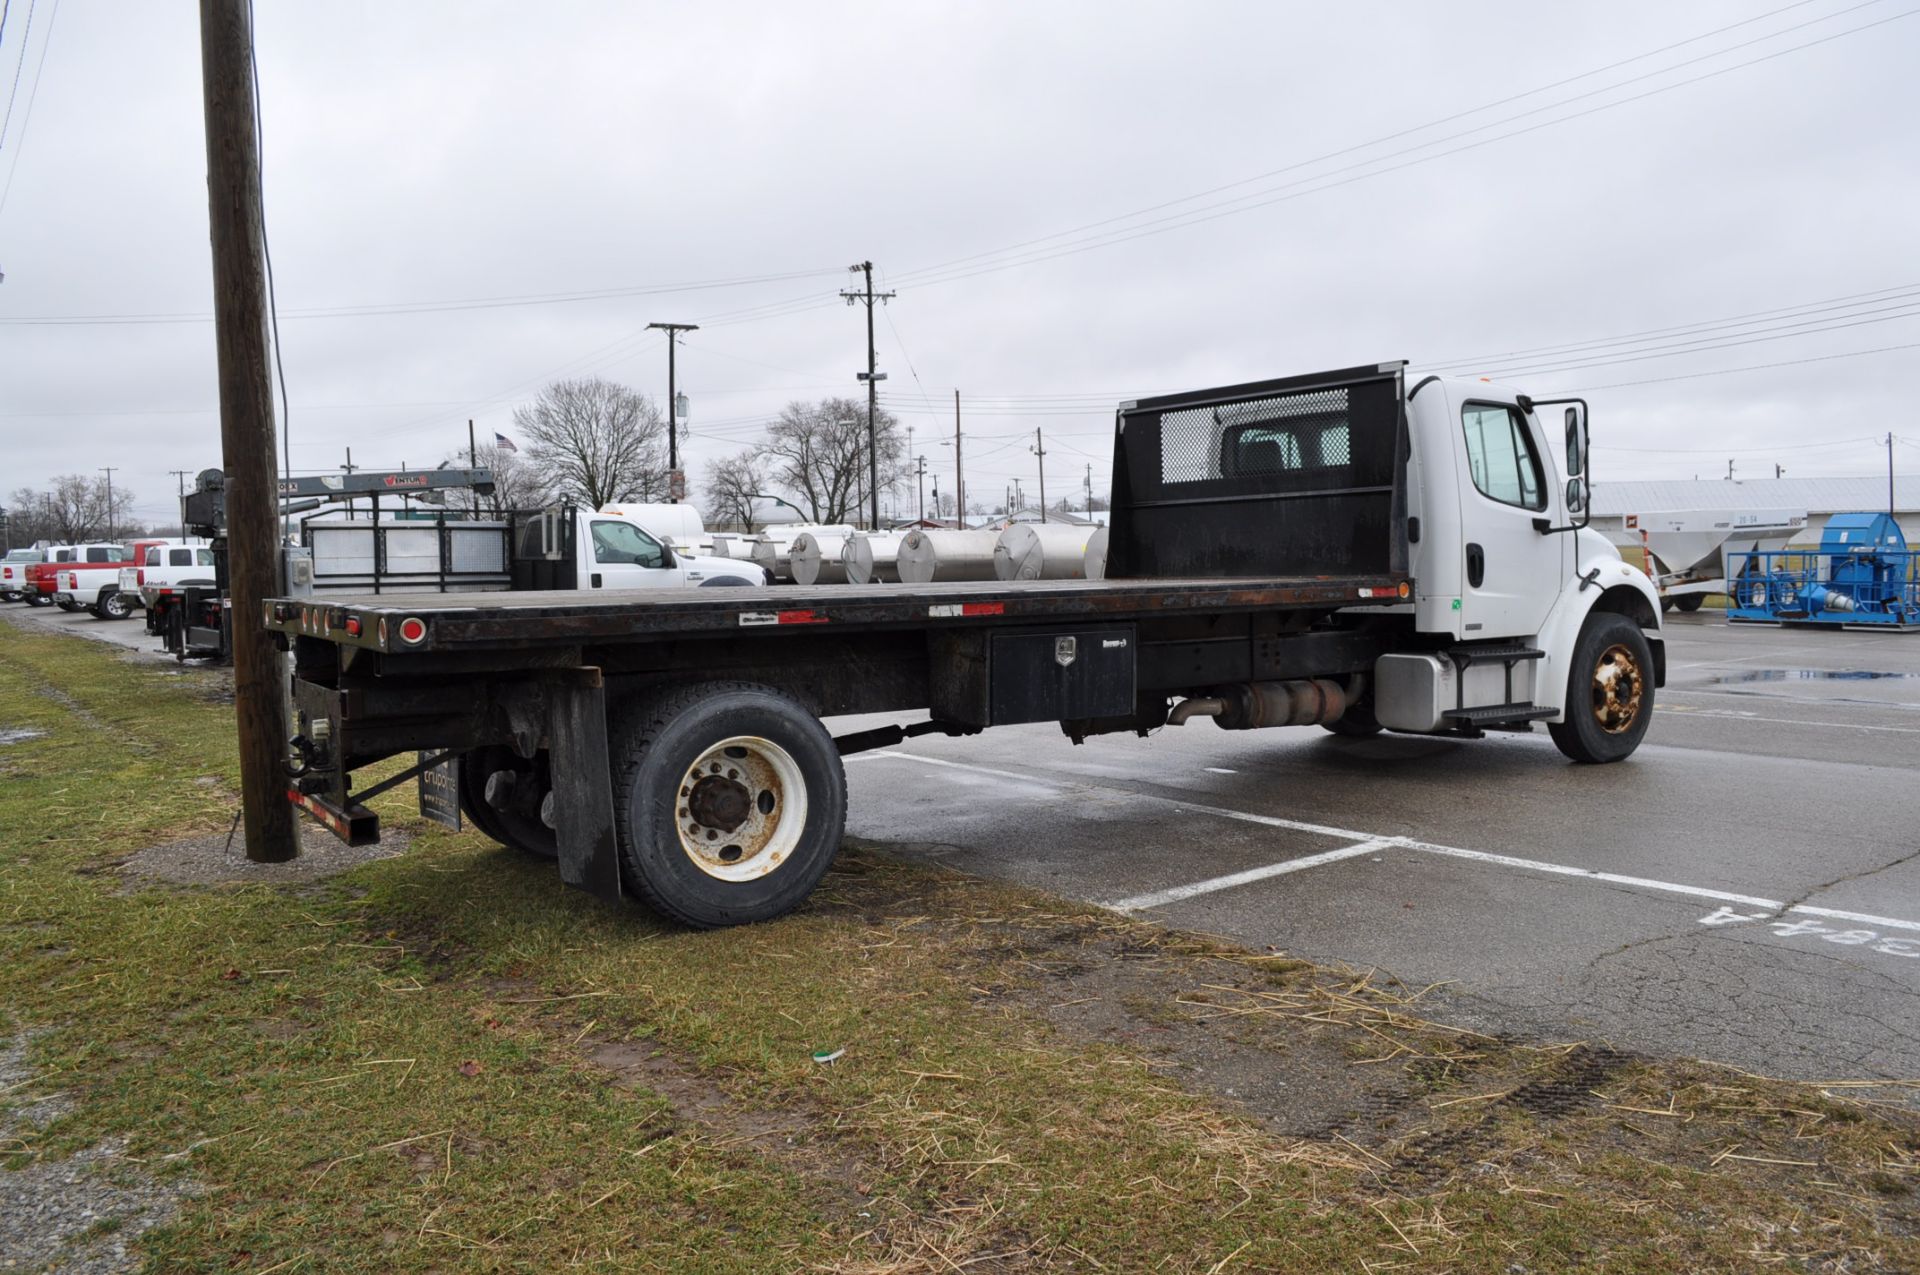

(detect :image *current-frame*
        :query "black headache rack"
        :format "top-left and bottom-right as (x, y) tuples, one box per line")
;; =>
(1107, 360), (1410, 581)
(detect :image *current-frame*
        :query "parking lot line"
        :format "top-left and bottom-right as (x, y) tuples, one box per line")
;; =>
(864, 749), (1920, 934)
(1657, 704), (1920, 735)
(1106, 840), (1396, 912)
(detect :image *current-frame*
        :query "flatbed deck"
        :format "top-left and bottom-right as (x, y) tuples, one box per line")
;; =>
(267, 573), (1412, 653)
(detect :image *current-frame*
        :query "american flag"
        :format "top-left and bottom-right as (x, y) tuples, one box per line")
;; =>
(494, 432), (518, 453)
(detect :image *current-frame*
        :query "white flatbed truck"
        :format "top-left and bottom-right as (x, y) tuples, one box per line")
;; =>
(269, 361), (1664, 927)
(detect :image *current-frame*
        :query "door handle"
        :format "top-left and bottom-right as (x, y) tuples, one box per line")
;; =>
(590, 572), (603, 588)
(1466, 543), (1485, 588)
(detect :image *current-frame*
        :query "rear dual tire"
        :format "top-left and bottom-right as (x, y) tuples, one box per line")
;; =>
(611, 682), (845, 929)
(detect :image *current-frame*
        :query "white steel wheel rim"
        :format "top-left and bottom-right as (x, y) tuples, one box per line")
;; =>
(674, 735), (807, 882)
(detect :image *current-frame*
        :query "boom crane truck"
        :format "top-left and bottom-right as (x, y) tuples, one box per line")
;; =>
(269, 362), (1664, 928)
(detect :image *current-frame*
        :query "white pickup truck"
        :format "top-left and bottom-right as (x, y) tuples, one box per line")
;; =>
(1, 548), (45, 602)
(52, 539), (167, 619)
(124, 542), (217, 617)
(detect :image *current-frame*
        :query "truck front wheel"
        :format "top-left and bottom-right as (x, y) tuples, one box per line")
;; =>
(611, 682), (846, 929)
(1548, 612), (1654, 764)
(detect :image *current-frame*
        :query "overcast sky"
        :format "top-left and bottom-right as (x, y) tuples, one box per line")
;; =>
(1, 0), (1916, 527)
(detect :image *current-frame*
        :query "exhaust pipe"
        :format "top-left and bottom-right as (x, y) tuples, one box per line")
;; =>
(1167, 679), (1348, 730)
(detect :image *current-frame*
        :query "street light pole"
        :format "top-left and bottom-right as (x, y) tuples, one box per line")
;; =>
(647, 322), (699, 502)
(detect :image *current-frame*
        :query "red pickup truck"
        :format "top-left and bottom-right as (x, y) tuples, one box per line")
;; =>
(51, 540), (167, 619)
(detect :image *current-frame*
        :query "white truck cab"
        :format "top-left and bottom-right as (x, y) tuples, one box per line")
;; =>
(583, 512), (758, 590)
(1372, 372), (1662, 761)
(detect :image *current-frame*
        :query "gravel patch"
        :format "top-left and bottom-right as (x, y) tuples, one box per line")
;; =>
(121, 824), (412, 888)
(0, 1034), (195, 1274)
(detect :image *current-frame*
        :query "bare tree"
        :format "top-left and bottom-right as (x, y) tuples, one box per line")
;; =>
(18, 475), (128, 542)
(439, 445), (554, 515)
(762, 396), (905, 525)
(512, 378), (667, 510)
(701, 450), (766, 531)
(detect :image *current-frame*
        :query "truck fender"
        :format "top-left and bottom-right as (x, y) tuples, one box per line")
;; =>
(696, 574), (760, 588)
(1533, 561), (1665, 720)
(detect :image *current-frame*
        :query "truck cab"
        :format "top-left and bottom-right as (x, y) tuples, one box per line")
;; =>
(510, 506), (765, 591)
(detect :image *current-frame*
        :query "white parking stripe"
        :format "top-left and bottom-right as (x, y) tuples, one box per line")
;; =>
(1107, 840), (1395, 912)
(1658, 705), (1920, 735)
(862, 749), (1920, 933)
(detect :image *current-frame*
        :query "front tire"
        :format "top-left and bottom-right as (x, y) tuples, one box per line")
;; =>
(1548, 612), (1655, 764)
(611, 681), (845, 929)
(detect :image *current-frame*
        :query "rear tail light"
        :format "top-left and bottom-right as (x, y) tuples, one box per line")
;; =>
(137, 569), (146, 586)
(397, 616), (428, 645)
(343, 616), (363, 637)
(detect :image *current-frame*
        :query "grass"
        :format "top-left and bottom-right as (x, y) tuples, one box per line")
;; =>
(2, 616), (1918, 1272)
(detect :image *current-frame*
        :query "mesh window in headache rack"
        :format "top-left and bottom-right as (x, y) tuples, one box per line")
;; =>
(1157, 387), (1350, 483)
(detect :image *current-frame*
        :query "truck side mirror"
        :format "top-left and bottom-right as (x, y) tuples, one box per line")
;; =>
(1566, 476), (1587, 514)
(1564, 406), (1586, 477)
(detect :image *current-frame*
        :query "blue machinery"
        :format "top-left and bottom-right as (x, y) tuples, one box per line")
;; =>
(1725, 512), (1919, 630)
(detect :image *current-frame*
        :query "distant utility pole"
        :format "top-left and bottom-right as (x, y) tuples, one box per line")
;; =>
(841, 262), (894, 530)
(1031, 428), (1049, 524)
(915, 454), (927, 522)
(1890, 432), (1897, 516)
(1084, 462), (1093, 516)
(1775, 464), (1785, 479)
(99, 468), (117, 537)
(199, 0), (299, 862)
(952, 393), (967, 522)
(170, 469), (191, 501)
(646, 322), (699, 503)
(1727, 459), (1735, 481)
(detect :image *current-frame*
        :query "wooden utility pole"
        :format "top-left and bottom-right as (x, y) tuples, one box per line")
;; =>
(199, 0), (298, 862)
(953, 390), (964, 525)
(841, 263), (894, 530)
(646, 322), (699, 502)
(1032, 427), (1048, 523)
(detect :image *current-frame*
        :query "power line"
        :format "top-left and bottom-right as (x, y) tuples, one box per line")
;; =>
(888, 5), (1916, 294)
(0, 0), (32, 150)
(887, 0), (1858, 289)
(0, 0), (55, 220)
(0, 267), (849, 326)
(1554, 339), (1920, 391)
(1424, 281), (1920, 368)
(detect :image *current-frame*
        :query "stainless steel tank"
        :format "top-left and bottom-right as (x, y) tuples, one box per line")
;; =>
(842, 531), (905, 584)
(790, 532), (851, 585)
(896, 529), (1002, 584)
(993, 523), (1105, 581)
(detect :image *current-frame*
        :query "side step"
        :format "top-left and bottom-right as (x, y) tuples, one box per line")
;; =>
(1441, 702), (1556, 726)
(1446, 643), (1545, 665)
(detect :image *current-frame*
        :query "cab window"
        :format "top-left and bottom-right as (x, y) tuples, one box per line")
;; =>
(148, 547), (165, 566)
(590, 520), (667, 569)
(197, 549), (215, 566)
(1461, 404), (1545, 511)
(170, 549), (195, 566)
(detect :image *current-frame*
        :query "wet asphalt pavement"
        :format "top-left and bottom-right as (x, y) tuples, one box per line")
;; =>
(844, 613), (1920, 1085)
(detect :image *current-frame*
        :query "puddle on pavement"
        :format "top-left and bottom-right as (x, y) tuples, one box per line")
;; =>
(0, 726), (48, 746)
(1710, 669), (1920, 685)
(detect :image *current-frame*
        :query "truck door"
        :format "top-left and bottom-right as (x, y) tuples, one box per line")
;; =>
(1452, 394), (1564, 639)
(585, 517), (684, 590)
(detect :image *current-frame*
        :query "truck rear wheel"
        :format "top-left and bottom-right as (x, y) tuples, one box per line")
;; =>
(611, 681), (846, 929)
(457, 746), (558, 860)
(1674, 594), (1704, 613)
(1548, 612), (1654, 765)
(98, 590), (134, 620)
(25, 593), (50, 608)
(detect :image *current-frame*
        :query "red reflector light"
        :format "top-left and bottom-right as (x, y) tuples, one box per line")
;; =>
(344, 617), (362, 637)
(961, 602), (1006, 616)
(776, 609), (828, 625)
(136, 569), (146, 586)
(397, 616), (428, 644)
